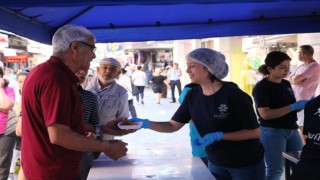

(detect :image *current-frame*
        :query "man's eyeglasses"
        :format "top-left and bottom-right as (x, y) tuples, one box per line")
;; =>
(71, 41), (96, 52)
(78, 41), (96, 52)
(99, 65), (118, 73)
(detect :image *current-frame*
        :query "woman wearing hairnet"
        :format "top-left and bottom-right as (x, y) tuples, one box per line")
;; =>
(131, 48), (265, 179)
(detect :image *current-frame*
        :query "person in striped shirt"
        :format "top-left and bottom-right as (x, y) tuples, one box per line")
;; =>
(75, 69), (99, 180)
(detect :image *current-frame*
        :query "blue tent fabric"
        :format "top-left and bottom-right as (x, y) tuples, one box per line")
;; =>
(0, 0), (319, 44)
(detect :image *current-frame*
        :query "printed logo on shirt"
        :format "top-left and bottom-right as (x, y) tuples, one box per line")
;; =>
(307, 132), (320, 145)
(313, 108), (320, 117)
(214, 104), (230, 119)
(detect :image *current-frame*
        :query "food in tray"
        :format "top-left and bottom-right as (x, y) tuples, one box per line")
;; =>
(119, 120), (137, 126)
(117, 120), (142, 130)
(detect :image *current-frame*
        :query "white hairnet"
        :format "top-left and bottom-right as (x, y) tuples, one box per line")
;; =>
(186, 48), (229, 79)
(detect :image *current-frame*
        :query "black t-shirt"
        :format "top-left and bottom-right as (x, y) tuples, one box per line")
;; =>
(252, 78), (298, 129)
(299, 96), (320, 166)
(172, 82), (264, 167)
(151, 75), (166, 87)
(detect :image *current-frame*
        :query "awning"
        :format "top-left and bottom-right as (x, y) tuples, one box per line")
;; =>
(0, 1), (319, 44)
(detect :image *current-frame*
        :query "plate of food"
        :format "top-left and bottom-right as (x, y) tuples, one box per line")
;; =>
(118, 120), (142, 130)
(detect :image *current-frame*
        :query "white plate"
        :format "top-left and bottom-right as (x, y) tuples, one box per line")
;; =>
(117, 121), (143, 130)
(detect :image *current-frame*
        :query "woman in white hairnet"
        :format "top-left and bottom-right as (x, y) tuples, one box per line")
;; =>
(131, 48), (265, 179)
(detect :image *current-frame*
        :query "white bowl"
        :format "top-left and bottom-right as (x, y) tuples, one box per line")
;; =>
(117, 121), (143, 130)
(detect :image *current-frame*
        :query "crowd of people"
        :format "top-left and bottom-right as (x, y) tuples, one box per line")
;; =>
(0, 24), (319, 180)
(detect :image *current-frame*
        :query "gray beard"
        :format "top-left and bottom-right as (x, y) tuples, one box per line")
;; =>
(98, 76), (114, 86)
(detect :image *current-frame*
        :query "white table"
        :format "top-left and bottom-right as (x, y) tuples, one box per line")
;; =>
(88, 153), (215, 180)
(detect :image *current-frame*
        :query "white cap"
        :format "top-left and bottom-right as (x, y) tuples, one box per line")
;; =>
(99, 57), (121, 68)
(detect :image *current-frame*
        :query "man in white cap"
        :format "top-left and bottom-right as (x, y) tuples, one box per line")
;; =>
(86, 58), (131, 141)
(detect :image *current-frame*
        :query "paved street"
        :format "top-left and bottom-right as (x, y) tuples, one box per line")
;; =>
(120, 87), (192, 158)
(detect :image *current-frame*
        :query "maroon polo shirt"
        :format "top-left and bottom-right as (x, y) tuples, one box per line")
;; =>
(21, 56), (85, 179)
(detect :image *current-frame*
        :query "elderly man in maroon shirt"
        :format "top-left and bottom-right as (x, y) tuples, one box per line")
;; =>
(21, 25), (128, 180)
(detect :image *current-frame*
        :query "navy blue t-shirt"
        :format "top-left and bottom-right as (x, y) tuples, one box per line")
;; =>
(252, 78), (298, 129)
(299, 96), (320, 165)
(172, 82), (264, 168)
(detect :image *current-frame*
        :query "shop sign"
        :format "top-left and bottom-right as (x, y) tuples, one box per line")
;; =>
(0, 34), (8, 48)
(6, 55), (28, 63)
(106, 43), (124, 56)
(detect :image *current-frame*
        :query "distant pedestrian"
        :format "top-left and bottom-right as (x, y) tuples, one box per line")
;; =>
(131, 65), (147, 105)
(150, 68), (167, 104)
(144, 66), (153, 88)
(161, 67), (169, 98)
(288, 45), (320, 143)
(10, 70), (29, 180)
(118, 68), (138, 118)
(0, 67), (15, 180)
(167, 63), (182, 103)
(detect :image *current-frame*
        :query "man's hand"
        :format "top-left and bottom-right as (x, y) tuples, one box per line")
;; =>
(101, 117), (136, 136)
(102, 140), (128, 160)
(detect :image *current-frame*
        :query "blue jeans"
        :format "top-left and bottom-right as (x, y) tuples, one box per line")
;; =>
(135, 86), (145, 102)
(169, 80), (181, 102)
(208, 159), (265, 180)
(260, 127), (303, 180)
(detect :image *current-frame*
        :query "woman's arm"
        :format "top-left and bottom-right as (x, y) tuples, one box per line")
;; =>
(257, 106), (292, 120)
(149, 120), (185, 133)
(222, 128), (260, 141)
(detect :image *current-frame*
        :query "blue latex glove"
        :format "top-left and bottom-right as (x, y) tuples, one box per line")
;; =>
(178, 87), (192, 104)
(129, 118), (150, 129)
(290, 100), (308, 111)
(193, 139), (202, 146)
(194, 132), (224, 147)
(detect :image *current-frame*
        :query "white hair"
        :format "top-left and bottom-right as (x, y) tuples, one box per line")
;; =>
(154, 67), (162, 75)
(52, 24), (96, 54)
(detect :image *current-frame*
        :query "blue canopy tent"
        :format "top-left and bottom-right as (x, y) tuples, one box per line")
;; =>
(0, 0), (320, 44)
